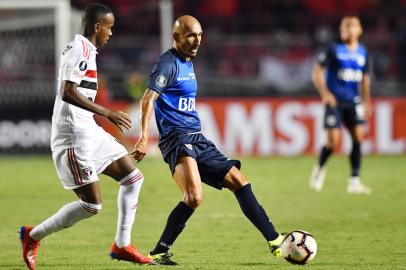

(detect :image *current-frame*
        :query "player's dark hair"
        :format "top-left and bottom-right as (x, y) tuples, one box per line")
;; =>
(82, 3), (112, 36)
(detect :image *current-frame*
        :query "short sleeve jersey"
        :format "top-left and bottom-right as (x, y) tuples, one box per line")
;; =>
(318, 42), (369, 103)
(147, 48), (201, 138)
(51, 34), (99, 150)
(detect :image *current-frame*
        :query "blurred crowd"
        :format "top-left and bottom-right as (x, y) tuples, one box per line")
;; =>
(1, 0), (406, 103)
(71, 0), (406, 97)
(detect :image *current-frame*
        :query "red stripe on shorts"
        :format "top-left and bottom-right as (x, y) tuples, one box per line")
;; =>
(68, 148), (82, 185)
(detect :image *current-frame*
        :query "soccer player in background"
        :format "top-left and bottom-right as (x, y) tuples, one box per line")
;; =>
(309, 16), (372, 194)
(18, 3), (153, 269)
(132, 15), (285, 265)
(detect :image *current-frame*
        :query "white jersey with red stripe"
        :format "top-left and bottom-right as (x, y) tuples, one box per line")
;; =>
(51, 34), (100, 151)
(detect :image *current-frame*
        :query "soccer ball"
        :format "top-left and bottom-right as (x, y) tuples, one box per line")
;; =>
(281, 230), (317, 265)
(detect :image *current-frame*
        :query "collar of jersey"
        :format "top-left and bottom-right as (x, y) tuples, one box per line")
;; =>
(170, 47), (189, 63)
(75, 34), (97, 53)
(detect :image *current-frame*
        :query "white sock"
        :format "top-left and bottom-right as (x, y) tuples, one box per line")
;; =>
(349, 176), (360, 184)
(115, 169), (144, 248)
(30, 200), (101, 240)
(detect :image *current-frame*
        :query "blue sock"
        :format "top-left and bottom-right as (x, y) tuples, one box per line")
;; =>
(151, 201), (194, 255)
(319, 146), (333, 167)
(234, 184), (279, 241)
(350, 142), (361, 177)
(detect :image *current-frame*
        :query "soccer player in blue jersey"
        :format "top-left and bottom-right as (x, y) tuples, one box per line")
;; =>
(132, 15), (284, 265)
(309, 16), (372, 194)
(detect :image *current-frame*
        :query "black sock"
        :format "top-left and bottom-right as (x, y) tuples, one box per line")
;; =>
(319, 146), (333, 167)
(234, 184), (279, 241)
(350, 142), (361, 177)
(151, 201), (194, 255)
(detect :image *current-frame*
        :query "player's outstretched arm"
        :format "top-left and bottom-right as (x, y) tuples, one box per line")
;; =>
(311, 63), (336, 107)
(62, 80), (132, 131)
(131, 89), (159, 162)
(360, 73), (372, 118)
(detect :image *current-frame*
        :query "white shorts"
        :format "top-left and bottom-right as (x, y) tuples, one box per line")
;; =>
(52, 129), (128, 190)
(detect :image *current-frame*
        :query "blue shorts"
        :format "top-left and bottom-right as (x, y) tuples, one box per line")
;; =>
(159, 132), (241, 190)
(324, 102), (365, 129)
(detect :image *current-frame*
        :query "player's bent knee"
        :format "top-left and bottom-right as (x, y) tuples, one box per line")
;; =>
(224, 171), (248, 192)
(226, 181), (247, 192)
(79, 200), (102, 216)
(118, 169), (144, 187)
(184, 194), (203, 209)
(353, 135), (363, 143)
(326, 139), (339, 148)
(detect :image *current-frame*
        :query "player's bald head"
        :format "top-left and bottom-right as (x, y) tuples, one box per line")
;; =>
(173, 15), (201, 35)
(172, 15), (202, 59)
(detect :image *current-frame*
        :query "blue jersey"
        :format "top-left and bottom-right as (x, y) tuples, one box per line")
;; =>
(147, 48), (201, 138)
(318, 42), (369, 103)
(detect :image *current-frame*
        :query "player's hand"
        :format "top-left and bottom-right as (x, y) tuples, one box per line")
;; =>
(322, 92), (337, 107)
(106, 110), (133, 132)
(131, 138), (148, 162)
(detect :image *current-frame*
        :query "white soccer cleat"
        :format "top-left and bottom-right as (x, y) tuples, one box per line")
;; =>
(347, 177), (372, 194)
(309, 165), (326, 192)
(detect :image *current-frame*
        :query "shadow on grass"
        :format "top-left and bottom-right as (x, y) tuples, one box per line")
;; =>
(0, 263), (23, 270)
(238, 262), (267, 266)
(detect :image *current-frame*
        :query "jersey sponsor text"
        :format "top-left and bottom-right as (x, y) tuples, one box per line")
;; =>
(178, 97), (196, 111)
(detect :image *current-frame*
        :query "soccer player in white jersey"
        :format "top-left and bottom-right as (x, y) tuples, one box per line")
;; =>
(18, 3), (152, 269)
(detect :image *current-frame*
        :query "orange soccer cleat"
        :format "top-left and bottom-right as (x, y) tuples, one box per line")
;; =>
(109, 243), (154, 265)
(19, 226), (41, 270)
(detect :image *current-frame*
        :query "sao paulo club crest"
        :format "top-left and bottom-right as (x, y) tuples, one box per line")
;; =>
(79, 61), (88, 71)
(82, 167), (93, 177)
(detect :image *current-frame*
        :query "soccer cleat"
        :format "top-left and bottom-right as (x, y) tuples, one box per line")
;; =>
(347, 177), (372, 194)
(309, 165), (326, 192)
(268, 234), (285, 258)
(109, 243), (154, 265)
(148, 252), (178, 265)
(19, 226), (40, 270)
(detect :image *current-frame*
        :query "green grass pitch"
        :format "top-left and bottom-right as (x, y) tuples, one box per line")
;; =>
(0, 155), (405, 270)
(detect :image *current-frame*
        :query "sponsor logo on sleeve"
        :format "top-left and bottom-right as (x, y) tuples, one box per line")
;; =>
(156, 75), (167, 88)
(318, 52), (326, 62)
(356, 55), (366, 66)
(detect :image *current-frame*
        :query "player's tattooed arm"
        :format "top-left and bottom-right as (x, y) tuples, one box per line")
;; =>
(131, 88), (159, 162)
(62, 80), (132, 131)
(311, 64), (336, 107)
